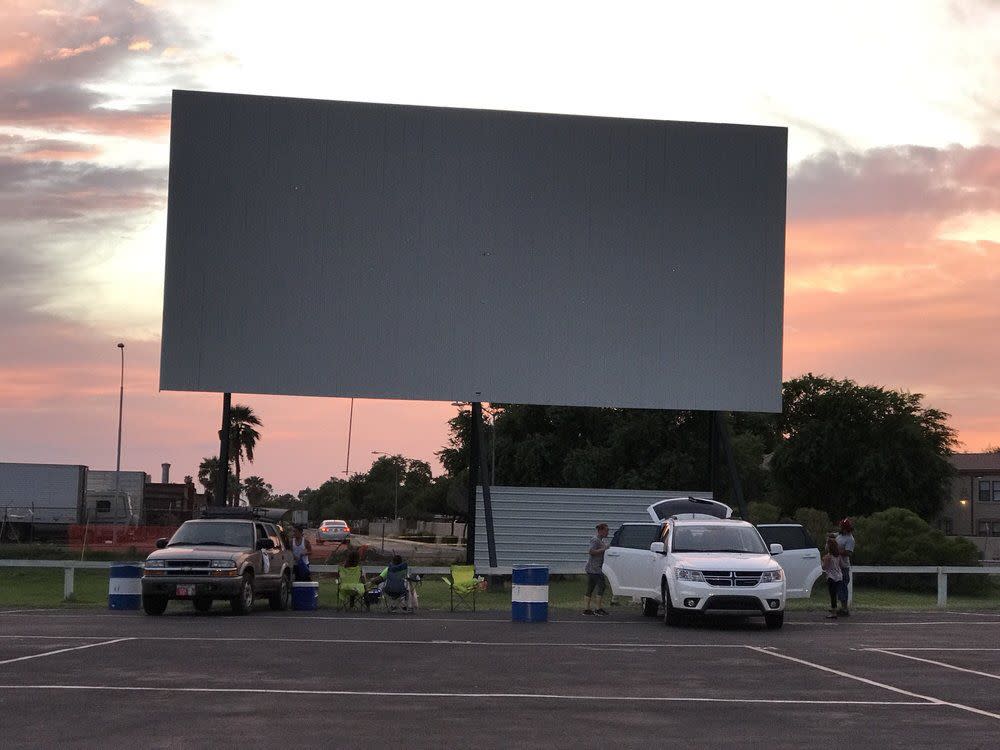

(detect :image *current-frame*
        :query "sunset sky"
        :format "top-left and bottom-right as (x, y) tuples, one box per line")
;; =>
(1, 1), (998, 494)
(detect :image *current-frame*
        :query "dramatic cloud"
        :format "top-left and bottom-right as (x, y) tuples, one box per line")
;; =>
(788, 144), (1000, 222)
(0, 0), (198, 136)
(784, 144), (1000, 451)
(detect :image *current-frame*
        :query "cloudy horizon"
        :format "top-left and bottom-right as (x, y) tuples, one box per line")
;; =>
(1, 0), (997, 494)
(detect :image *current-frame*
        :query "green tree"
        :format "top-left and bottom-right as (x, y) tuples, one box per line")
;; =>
(769, 374), (957, 519)
(747, 501), (780, 524)
(197, 456), (238, 505)
(243, 476), (273, 506)
(792, 507), (832, 551)
(225, 404), (262, 504)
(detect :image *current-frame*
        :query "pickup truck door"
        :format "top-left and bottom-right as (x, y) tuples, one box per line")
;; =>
(756, 524), (823, 598)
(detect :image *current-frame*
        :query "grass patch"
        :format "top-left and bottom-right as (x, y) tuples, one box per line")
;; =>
(3, 569), (998, 613)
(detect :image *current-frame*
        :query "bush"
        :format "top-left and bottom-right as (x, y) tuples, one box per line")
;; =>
(747, 501), (780, 525)
(793, 507), (832, 550)
(854, 508), (987, 594)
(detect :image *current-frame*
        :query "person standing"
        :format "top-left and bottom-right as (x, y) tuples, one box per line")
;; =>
(835, 518), (856, 616)
(821, 536), (843, 619)
(584, 523), (610, 616)
(291, 525), (312, 582)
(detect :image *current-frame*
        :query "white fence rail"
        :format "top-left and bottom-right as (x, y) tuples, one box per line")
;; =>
(1, 560), (997, 606)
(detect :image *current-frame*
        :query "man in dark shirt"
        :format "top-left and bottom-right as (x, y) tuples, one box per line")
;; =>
(584, 523), (610, 616)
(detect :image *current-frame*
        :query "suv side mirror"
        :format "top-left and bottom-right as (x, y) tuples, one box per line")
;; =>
(769, 543), (784, 555)
(649, 542), (665, 554)
(256, 538), (275, 550)
(155, 538), (168, 549)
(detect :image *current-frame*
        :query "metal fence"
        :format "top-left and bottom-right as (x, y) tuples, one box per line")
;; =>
(474, 486), (711, 570)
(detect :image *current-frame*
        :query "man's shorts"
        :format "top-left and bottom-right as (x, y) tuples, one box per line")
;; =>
(586, 572), (606, 596)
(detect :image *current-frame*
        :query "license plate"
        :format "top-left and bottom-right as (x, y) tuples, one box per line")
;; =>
(175, 585), (197, 597)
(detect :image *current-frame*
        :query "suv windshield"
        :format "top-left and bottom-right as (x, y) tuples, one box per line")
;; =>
(168, 521), (253, 548)
(672, 525), (767, 554)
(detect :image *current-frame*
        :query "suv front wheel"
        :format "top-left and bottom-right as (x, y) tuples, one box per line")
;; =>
(269, 573), (291, 611)
(764, 611), (784, 630)
(662, 580), (682, 626)
(231, 572), (255, 615)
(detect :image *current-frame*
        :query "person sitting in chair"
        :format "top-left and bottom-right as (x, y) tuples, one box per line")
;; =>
(369, 555), (410, 612)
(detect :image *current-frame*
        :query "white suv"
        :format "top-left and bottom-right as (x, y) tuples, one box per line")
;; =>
(603, 498), (790, 629)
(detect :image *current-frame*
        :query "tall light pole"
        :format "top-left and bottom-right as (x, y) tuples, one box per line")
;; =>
(113, 342), (125, 508)
(343, 398), (355, 476)
(371, 451), (398, 519)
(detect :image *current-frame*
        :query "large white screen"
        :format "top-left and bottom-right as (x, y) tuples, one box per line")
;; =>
(161, 91), (786, 411)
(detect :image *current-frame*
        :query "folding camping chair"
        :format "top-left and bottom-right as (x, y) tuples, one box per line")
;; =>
(337, 565), (366, 611)
(381, 563), (411, 613)
(444, 565), (481, 612)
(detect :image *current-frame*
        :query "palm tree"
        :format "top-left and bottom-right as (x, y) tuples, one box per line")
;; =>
(227, 404), (262, 505)
(198, 456), (239, 505)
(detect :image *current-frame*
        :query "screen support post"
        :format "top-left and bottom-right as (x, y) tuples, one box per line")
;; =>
(712, 411), (748, 520)
(213, 392), (232, 507)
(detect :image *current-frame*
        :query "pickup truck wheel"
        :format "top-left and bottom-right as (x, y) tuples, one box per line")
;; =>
(143, 595), (168, 616)
(642, 597), (659, 617)
(230, 573), (255, 615)
(269, 574), (291, 611)
(662, 582), (681, 627)
(193, 597), (212, 613)
(764, 611), (784, 630)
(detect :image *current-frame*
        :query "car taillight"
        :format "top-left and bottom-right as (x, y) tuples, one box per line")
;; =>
(343, 526), (350, 533)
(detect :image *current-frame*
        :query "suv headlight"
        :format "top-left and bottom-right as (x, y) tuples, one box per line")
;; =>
(760, 569), (784, 583)
(675, 568), (706, 582)
(144, 559), (165, 568)
(210, 559), (237, 569)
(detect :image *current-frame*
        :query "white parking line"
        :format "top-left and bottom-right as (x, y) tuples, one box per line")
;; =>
(747, 646), (1000, 722)
(0, 634), (750, 648)
(860, 647), (1000, 652)
(865, 649), (1000, 681)
(0, 684), (943, 706)
(0, 638), (134, 667)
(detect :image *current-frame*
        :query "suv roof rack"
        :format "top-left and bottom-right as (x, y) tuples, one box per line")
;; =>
(199, 506), (289, 521)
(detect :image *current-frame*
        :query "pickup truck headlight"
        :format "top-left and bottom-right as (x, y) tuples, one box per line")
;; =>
(760, 569), (784, 583)
(675, 568), (706, 582)
(210, 559), (237, 569)
(144, 560), (165, 568)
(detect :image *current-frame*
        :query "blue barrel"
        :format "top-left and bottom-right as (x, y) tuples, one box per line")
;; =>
(108, 563), (142, 610)
(292, 581), (319, 611)
(512, 565), (549, 622)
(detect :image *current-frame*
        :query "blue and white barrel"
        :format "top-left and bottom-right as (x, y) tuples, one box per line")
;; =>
(512, 565), (549, 622)
(108, 563), (142, 610)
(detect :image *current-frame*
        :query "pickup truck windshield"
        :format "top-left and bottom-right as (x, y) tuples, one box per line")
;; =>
(672, 526), (767, 554)
(168, 521), (253, 548)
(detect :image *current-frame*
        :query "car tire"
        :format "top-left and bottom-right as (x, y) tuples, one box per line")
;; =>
(642, 597), (659, 617)
(143, 595), (168, 616)
(662, 581), (681, 627)
(269, 573), (291, 611)
(193, 597), (212, 613)
(764, 611), (784, 630)
(230, 573), (255, 615)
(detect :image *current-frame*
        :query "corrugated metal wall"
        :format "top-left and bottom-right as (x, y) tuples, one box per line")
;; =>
(475, 486), (711, 573)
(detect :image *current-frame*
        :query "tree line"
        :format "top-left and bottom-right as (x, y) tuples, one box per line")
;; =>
(195, 374), (962, 526)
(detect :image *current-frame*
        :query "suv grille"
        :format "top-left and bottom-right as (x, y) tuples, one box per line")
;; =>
(166, 560), (210, 568)
(702, 571), (763, 587)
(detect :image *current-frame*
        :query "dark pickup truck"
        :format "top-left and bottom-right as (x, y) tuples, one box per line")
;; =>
(142, 515), (294, 615)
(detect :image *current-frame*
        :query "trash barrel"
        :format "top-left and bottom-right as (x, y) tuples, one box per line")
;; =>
(512, 565), (549, 622)
(291, 581), (319, 611)
(108, 563), (142, 610)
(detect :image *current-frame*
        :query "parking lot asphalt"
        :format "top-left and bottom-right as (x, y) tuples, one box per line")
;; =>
(2, 607), (999, 748)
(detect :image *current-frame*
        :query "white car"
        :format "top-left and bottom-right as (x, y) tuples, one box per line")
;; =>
(603, 498), (795, 629)
(317, 519), (351, 543)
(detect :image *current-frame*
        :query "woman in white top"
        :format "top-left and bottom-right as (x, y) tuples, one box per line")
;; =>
(821, 536), (843, 619)
(291, 525), (312, 581)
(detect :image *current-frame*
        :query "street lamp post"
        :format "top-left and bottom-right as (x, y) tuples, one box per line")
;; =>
(113, 342), (125, 509)
(371, 451), (399, 519)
